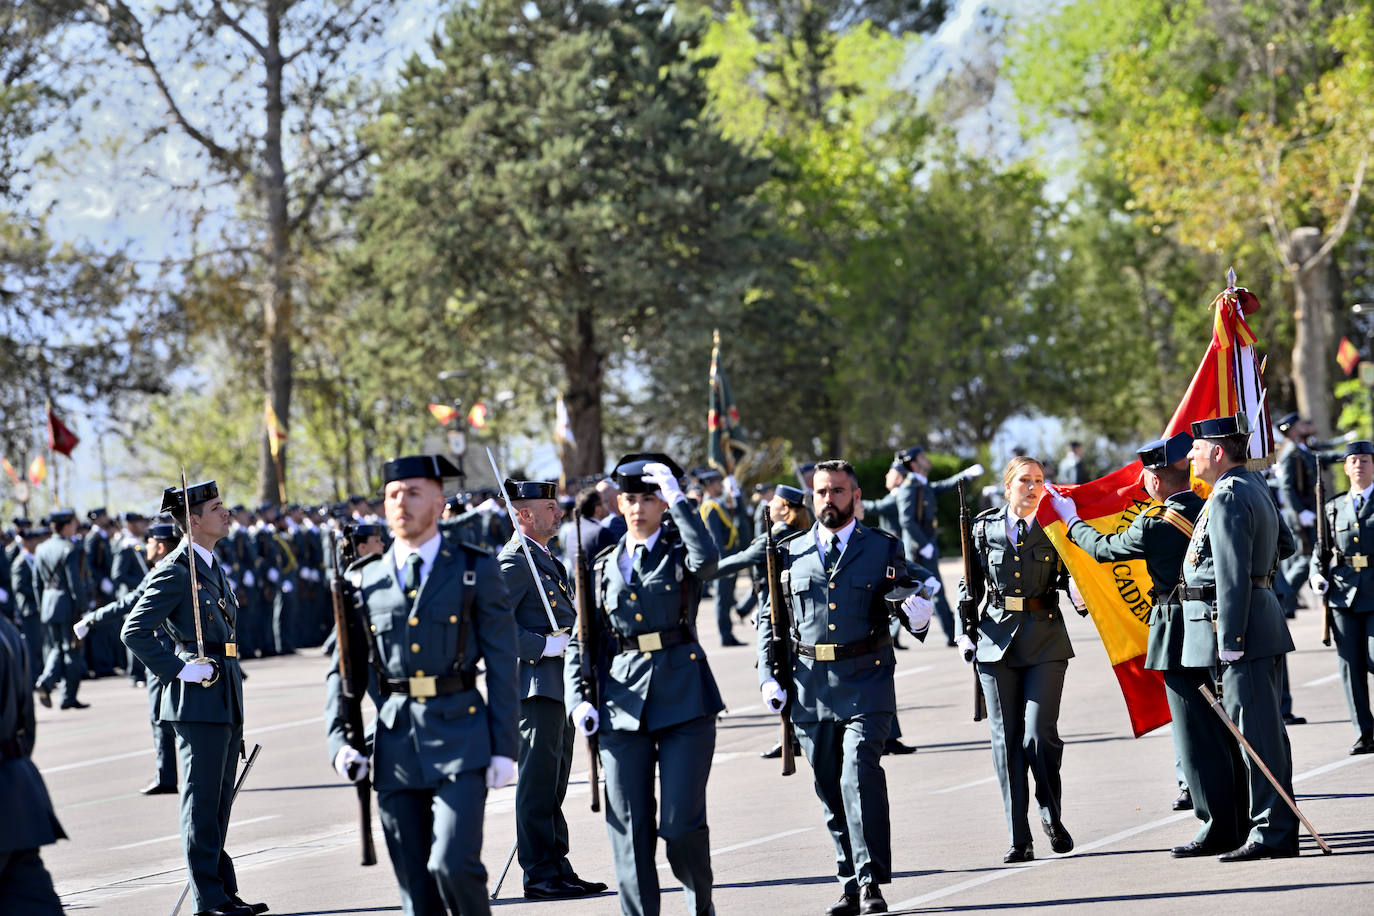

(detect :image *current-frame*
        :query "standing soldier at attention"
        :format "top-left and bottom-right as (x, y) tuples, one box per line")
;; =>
(759, 459), (936, 916)
(1181, 414), (1298, 861)
(326, 454), (518, 916)
(1308, 440), (1374, 755)
(564, 454), (722, 916)
(121, 481), (265, 916)
(696, 468), (745, 647)
(33, 509), (88, 710)
(497, 478), (608, 900)
(957, 456), (1079, 864)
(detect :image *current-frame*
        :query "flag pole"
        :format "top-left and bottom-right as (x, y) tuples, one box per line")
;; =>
(45, 399), (58, 507)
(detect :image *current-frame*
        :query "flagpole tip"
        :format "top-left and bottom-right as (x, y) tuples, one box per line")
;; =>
(1226, 266), (1237, 289)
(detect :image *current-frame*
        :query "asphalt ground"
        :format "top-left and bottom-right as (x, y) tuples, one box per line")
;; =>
(33, 558), (1374, 915)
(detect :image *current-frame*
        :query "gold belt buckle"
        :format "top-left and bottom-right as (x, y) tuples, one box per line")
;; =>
(1004, 596), (1025, 611)
(637, 632), (663, 652)
(224, 642), (238, 658)
(1354, 554), (1368, 570)
(409, 675), (437, 698)
(814, 643), (837, 661)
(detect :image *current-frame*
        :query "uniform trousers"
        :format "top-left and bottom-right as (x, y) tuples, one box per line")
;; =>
(978, 658), (1067, 846)
(377, 768), (490, 916)
(18, 614), (42, 683)
(1332, 609), (1374, 738)
(1164, 668), (1245, 849)
(0, 849), (64, 916)
(36, 624), (82, 705)
(149, 680), (179, 788)
(1220, 656), (1298, 850)
(517, 695), (575, 885)
(172, 721), (243, 912)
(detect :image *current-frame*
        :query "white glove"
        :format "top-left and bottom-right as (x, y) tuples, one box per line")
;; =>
(923, 575), (942, 597)
(1044, 484), (1079, 525)
(477, 498), (502, 514)
(485, 754), (516, 789)
(334, 746), (369, 782)
(1299, 509), (1317, 528)
(100, 577), (114, 595)
(281, 579), (295, 594)
(177, 660), (217, 684)
(0, 587), (9, 603)
(641, 462), (683, 504)
(1068, 578), (1087, 611)
(919, 541), (935, 560)
(1309, 573), (1329, 595)
(243, 570), (256, 587)
(961, 463), (985, 480)
(267, 567), (280, 583)
(542, 632), (571, 657)
(760, 678), (786, 712)
(1219, 649), (1245, 663)
(572, 701), (599, 736)
(73, 616), (92, 640)
(956, 633), (976, 662)
(725, 474), (742, 498)
(901, 594), (934, 632)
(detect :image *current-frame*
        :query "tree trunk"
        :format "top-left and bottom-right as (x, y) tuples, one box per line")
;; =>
(1289, 227), (1334, 436)
(259, 2), (293, 506)
(562, 307), (606, 480)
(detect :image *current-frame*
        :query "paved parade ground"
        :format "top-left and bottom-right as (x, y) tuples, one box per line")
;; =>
(34, 560), (1374, 915)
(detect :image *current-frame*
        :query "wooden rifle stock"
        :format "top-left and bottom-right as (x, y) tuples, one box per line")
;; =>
(1315, 469), (1334, 647)
(327, 529), (377, 867)
(957, 479), (987, 722)
(762, 507), (796, 775)
(572, 511), (602, 811)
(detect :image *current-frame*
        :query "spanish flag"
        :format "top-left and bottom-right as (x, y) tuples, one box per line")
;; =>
(1036, 273), (1273, 737)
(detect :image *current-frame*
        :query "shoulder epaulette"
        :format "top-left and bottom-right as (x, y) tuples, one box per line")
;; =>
(1140, 504), (1166, 518)
(456, 540), (493, 558)
(778, 528), (810, 549)
(592, 542), (618, 567)
(868, 526), (900, 544)
(975, 507), (1002, 520)
(1157, 508), (1195, 539)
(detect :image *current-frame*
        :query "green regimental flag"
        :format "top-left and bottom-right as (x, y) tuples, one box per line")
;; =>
(707, 329), (748, 474)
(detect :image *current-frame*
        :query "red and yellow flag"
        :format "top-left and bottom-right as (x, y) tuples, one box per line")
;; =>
(428, 403), (458, 426)
(28, 455), (46, 486)
(1, 458), (17, 484)
(1338, 337), (1361, 376)
(265, 399), (286, 459)
(467, 402), (488, 430)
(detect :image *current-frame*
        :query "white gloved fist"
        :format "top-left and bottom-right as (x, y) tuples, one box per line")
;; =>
(485, 754), (516, 789)
(641, 462), (683, 505)
(281, 579), (294, 594)
(760, 678), (786, 712)
(73, 616), (93, 640)
(100, 577), (114, 595)
(1219, 649), (1245, 663)
(1044, 484), (1079, 525)
(956, 633), (976, 663)
(177, 660), (217, 684)
(1309, 573), (1329, 595)
(919, 541), (936, 560)
(334, 746), (369, 783)
(477, 497), (502, 514)
(923, 575), (942, 598)
(961, 463), (985, 480)
(243, 570), (256, 587)
(1299, 509), (1317, 528)
(267, 568), (280, 583)
(1068, 578), (1087, 612)
(725, 474), (742, 498)
(572, 701), (599, 736)
(542, 632), (571, 657)
(901, 594), (934, 632)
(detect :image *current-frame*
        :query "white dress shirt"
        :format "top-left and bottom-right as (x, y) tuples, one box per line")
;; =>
(617, 528), (662, 583)
(393, 532), (443, 588)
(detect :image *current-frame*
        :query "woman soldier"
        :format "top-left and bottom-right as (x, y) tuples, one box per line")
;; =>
(957, 456), (1079, 863)
(565, 453), (722, 916)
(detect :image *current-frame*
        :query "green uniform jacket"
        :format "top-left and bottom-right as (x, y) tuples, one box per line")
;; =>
(35, 536), (87, 625)
(1180, 469), (1296, 667)
(862, 478), (931, 560)
(12, 553), (37, 620)
(1317, 491), (1374, 612)
(0, 615), (66, 851)
(564, 499), (722, 732)
(498, 535), (575, 701)
(121, 542), (245, 724)
(1067, 491), (1204, 670)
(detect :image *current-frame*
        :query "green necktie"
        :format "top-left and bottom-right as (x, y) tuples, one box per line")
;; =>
(824, 535), (841, 577)
(1357, 494), (1364, 514)
(404, 552), (423, 606)
(1016, 519), (1028, 550)
(631, 544), (647, 585)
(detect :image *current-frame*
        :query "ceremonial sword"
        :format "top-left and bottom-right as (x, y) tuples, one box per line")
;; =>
(484, 447), (568, 636)
(181, 467), (219, 688)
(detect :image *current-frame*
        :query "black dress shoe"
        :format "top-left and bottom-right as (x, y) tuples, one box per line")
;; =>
(1172, 787), (1193, 811)
(760, 740), (801, 759)
(1350, 734), (1374, 755)
(1003, 843), (1034, 863)
(1042, 820), (1074, 854)
(194, 903), (255, 916)
(524, 877), (594, 900)
(60, 699), (90, 709)
(1218, 841), (1298, 862)
(140, 780), (178, 796)
(882, 739), (917, 755)
(1282, 713), (1307, 725)
(229, 895), (269, 915)
(827, 892), (860, 916)
(564, 875), (609, 894)
(1171, 840), (1229, 858)
(35, 685), (52, 708)
(720, 635), (745, 647)
(859, 883), (887, 914)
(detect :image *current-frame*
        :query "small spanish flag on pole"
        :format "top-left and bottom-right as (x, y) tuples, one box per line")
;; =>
(265, 397), (286, 504)
(707, 329), (746, 476)
(1338, 337), (1361, 376)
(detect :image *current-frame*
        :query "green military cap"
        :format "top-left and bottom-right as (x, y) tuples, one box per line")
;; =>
(161, 481), (218, 513)
(503, 478), (558, 501)
(1190, 413), (1251, 440)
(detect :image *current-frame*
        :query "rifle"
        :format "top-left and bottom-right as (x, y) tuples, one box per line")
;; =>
(1315, 469), (1334, 647)
(327, 529), (377, 867)
(956, 478), (988, 722)
(572, 509), (602, 812)
(762, 506), (796, 776)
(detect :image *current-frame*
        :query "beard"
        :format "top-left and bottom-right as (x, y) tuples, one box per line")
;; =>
(819, 502), (853, 529)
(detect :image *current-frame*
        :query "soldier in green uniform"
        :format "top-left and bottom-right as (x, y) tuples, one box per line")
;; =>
(12, 525), (45, 679)
(326, 454), (518, 916)
(1308, 440), (1374, 755)
(498, 478), (607, 900)
(1181, 414), (1299, 861)
(113, 512), (152, 685)
(957, 456), (1079, 864)
(759, 460), (935, 916)
(34, 509), (88, 710)
(697, 468), (746, 647)
(1044, 433), (1243, 855)
(122, 481), (266, 916)
(0, 611), (66, 914)
(564, 453), (722, 916)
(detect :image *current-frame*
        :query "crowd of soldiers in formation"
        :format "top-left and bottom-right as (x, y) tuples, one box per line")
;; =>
(2, 414), (1371, 916)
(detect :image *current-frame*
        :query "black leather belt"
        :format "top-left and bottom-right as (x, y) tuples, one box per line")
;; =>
(992, 595), (1057, 612)
(380, 671), (476, 698)
(615, 624), (696, 654)
(794, 633), (892, 661)
(0, 737), (23, 761)
(1179, 576), (1273, 601)
(175, 640), (239, 658)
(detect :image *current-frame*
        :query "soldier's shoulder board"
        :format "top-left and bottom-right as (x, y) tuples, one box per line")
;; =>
(1157, 508), (1196, 539)
(777, 528), (810, 550)
(591, 542), (618, 566)
(974, 507), (1002, 521)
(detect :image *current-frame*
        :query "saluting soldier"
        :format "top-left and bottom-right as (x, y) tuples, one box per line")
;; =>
(1044, 433), (1243, 855)
(957, 456), (1079, 864)
(33, 509), (88, 710)
(326, 454), (518, 916)
(759, 460), (935, 916)
(1181, 414), (1299, 861)
(564, 453), (722, 916)
(498, 478), (608, 900)
(1308, 440), (1374, 755)
(121, 481), (266, 916)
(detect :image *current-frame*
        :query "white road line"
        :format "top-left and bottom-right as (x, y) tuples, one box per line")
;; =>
(111, 815), (281, 850)
(894, 666), (933, 680)
(932, 776), (996, 794)
(657, 827), (813, 869)
(1302, 672), (1341, 687)
(40, 717), (320, 775)
(891, 752), (1371, 910)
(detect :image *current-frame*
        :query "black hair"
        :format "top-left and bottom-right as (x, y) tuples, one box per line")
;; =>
(813, 459), (859, 486)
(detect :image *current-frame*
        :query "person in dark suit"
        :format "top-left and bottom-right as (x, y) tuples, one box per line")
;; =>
(957, 456), (1079, 864)
(34, 509), (88, 710)
(1181, 414), (1298, 861)
(565, 453), (722, 916)
(11, 526), (45, 680)
(326, 454), (518, 916)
